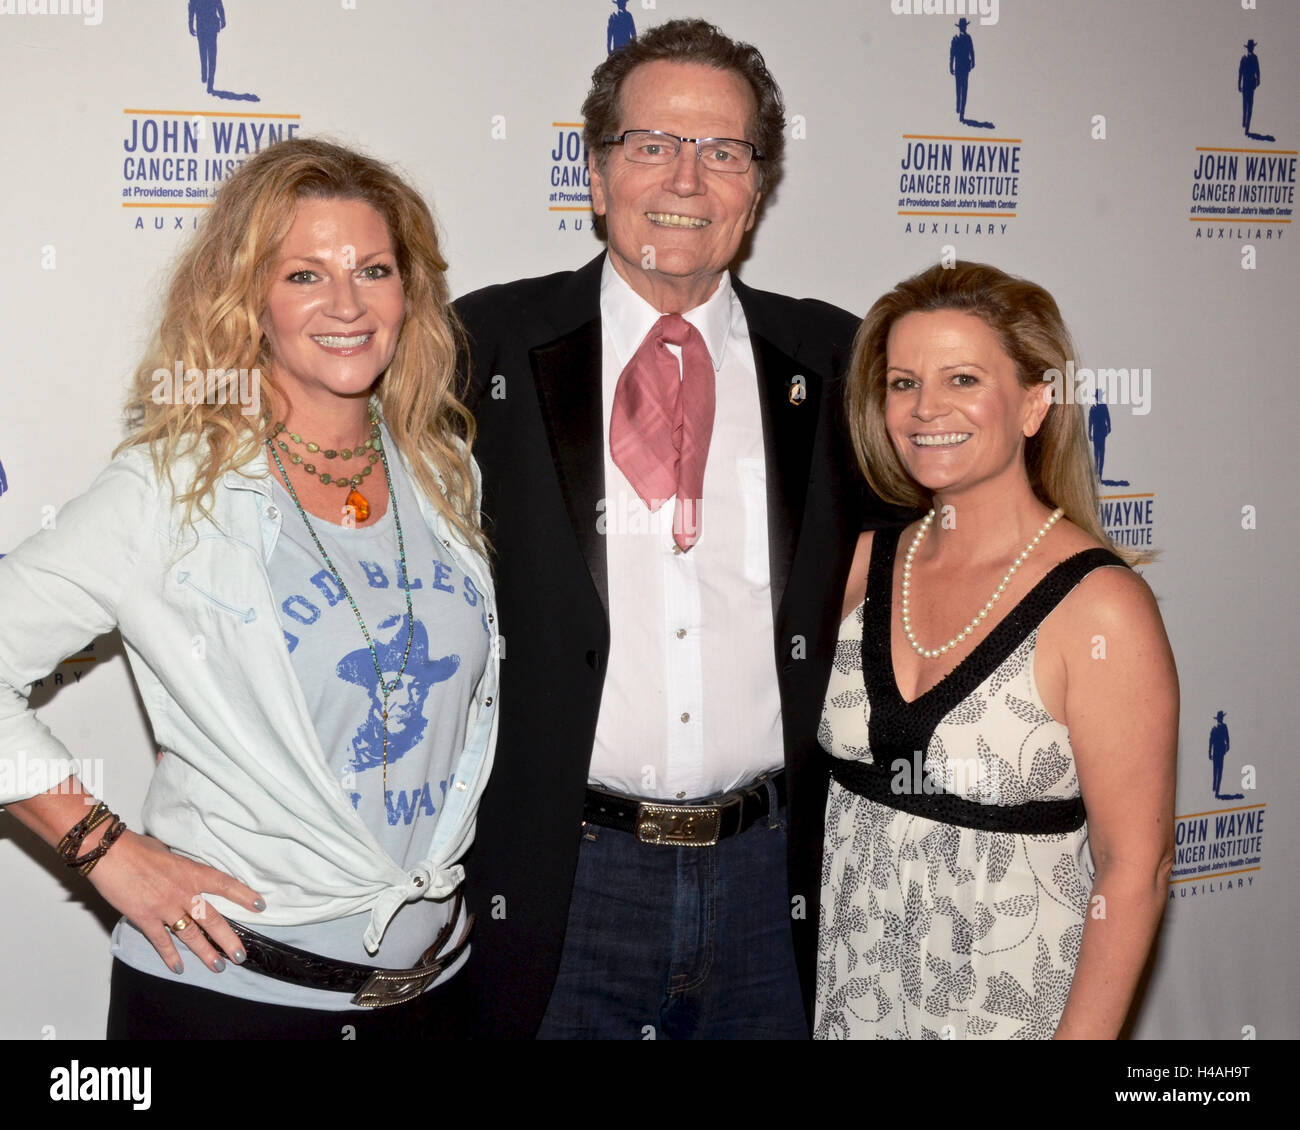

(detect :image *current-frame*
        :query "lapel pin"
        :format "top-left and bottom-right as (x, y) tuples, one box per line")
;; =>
(789, 375), (807, 405)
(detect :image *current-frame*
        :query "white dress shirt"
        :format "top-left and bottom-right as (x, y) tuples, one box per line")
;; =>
(589, 259), (783, 800)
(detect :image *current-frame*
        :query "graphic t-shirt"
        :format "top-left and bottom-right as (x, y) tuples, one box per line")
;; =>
(113, 429), (489, 1009)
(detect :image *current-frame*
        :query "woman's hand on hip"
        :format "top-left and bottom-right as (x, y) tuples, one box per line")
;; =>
(88, 829), (265, 974)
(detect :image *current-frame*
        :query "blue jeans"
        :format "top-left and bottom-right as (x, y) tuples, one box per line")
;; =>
(537, 789), (808, 1040)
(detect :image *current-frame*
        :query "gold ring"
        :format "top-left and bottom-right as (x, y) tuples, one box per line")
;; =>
(170, 915), (193, 932)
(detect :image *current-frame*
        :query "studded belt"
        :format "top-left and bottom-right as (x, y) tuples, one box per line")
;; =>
(582, 771), (786, 847)
(225, 888), (472, 1009)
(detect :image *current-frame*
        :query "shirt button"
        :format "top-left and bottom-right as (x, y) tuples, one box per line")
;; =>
(680, 712), (690, 723)
(675, 628), (687, 639)
(265, 505), (279, 520)
(675, 791), (686, 800)
(487, 613), (495, 624)
(484, 696), (494, 707)
(454, 781), (467, 792)
(672, 545), (683, 555)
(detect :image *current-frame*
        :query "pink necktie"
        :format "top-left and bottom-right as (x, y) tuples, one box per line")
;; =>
(609, 314), (716, 551)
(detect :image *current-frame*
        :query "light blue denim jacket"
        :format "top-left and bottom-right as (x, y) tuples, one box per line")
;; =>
(0, 437), (499, 953)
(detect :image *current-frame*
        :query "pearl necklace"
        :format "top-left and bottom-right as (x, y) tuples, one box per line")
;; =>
(901, 507), (1064, 659)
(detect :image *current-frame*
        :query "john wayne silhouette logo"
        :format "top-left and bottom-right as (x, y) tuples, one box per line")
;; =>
(606, 0), (635, 56)
(1091, 398), (1156, 554)
(949, 18), (993, 130)
(121, 3), (300, 229)
(896, 17), (1018, 236)
(1207, 710), (1243, 802)
(187, 1), (257, 103)
(1237, 39), (1270, 143)
(1168, 706), (1265, 902)
(1188, 36), (1294, 241)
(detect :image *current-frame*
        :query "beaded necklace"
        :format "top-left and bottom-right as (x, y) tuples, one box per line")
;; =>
(271, 416), (382, 522)
(266, 404), (414, 792)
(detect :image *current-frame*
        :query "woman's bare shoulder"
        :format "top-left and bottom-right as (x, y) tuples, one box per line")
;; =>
(1048, 542), (1166, 660)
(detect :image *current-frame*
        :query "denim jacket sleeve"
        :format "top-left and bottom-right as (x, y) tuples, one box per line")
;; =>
(0, 449), (161, 804)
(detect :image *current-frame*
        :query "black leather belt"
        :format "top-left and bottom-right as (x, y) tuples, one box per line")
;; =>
(828, 755), (1086, 835)
(583, 771), (786, 847)
(224, 888), (473, 1009)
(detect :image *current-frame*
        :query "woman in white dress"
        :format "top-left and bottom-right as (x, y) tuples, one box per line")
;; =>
(815, 262), (1177, 1039)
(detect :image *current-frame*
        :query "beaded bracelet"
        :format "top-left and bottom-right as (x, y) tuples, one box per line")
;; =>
(56, 801), (129, 877)
(55, 800), (112, 855)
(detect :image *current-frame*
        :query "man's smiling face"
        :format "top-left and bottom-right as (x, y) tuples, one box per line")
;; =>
(589, 60), (763, 313)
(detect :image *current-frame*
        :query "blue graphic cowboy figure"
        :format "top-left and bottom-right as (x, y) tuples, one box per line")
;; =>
(1238, 39), (1261, 135)
(1208, 710), (1231, 798)
(607, 0), (636, 55)
(188, 0), (226, 94)
(337, 613), (460, 773)
(950, 17), (976, 122)
(1088, 389), (1112, 480)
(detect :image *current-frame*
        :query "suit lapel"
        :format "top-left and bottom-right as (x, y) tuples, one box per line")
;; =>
(530, 260), (610, 616)
(748, 328), (821, 627)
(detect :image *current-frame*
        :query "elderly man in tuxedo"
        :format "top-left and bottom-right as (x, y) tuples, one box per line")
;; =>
(457, 18), (887, 1039)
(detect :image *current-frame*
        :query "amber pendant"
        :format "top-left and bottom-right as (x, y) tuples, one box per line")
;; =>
(345, 489), (371, 522)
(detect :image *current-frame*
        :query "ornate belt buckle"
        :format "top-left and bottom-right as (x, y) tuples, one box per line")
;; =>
(351, 961), (443, 1009)
(636, 803), (721, 847)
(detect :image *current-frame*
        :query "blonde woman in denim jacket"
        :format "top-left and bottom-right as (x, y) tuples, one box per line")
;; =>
(0, 139), (499, 1039)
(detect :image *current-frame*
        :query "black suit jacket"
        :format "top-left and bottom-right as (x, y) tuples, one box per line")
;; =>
(455, 254), (881, 1038)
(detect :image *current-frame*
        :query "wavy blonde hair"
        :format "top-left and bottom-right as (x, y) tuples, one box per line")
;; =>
(847, 261), (1136, 561)
(119, 137), (482, 552)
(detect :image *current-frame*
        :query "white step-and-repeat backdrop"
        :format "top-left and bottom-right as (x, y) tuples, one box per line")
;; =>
(1, 0), (1295, 1040)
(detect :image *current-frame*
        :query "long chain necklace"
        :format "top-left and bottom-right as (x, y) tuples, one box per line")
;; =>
(901, 506), (1064, 659)
(266, 405), (414, 792)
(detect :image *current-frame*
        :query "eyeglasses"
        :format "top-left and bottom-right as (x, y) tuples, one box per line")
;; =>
(602, 130), (764, 174)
